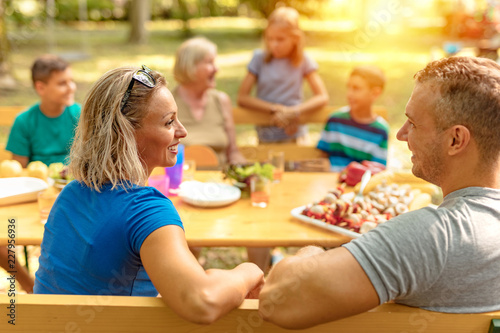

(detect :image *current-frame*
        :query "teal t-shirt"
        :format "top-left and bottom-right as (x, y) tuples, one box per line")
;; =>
(6, 103), (81, 165)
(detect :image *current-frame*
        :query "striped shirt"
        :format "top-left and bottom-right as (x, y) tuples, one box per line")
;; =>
(317, 107), (389, 171)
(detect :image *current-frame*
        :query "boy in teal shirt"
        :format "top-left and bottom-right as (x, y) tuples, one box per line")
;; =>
(317, 65), (389, 171)
(2, 54), (80, 294)
(6, 54), (81, 167)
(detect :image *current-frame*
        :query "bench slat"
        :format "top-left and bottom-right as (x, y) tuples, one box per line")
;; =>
(0, 105), (388, 127)
(0, 145), (11, 161)
(0, 106), (26, 126)
(239, 143), (324, 162)
(233, 105), (388, 125)
(0, 294), (497, 332)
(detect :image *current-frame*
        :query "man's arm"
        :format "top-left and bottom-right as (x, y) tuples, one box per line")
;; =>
(259, 246), (379, 329)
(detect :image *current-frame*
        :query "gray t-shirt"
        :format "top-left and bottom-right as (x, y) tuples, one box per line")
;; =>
(343, 187), (500, 313)
(248, 49), (318, 142)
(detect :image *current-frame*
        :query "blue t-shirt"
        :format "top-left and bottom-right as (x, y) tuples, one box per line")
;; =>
(248, 49), (318, 142)
(317, 107), (389, 171)
(34, 181), (183, 296)
(6, 103), (81, 165)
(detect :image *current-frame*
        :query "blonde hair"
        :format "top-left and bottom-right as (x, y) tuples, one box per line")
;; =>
(173, 37), (217, 85)
(70, 66), (166, 191)
(264, 7), (304, 66)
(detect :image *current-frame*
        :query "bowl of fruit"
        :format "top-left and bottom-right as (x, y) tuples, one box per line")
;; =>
(224, 163), (275, 197)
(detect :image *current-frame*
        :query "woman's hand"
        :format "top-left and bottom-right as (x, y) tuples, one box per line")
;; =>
(246, 275), (265, 299)
(295, 245), (325, 258)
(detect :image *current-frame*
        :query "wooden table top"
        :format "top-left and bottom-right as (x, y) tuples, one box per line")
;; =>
(0, 171), (352, 247)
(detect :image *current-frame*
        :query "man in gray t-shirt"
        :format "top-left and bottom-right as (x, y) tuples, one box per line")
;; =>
(346, 187), (500, 313)
(258, 56), (500, 329)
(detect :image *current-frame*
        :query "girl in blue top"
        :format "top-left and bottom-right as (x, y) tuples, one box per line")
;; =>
(34, 66), (264, 324)
(237, 6), (329, 143)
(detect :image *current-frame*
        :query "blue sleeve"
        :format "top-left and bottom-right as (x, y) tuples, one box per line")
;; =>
(6, 112), (30, 157)
(127, 188), (184, 254)
(248, 49), (264, 76)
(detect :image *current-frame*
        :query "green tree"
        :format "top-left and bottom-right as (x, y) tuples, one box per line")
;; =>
(177, 0), (192, 37)
(241, 0), (330, 18)
(0, 0), (16, 90)
(129, 0), (151, 44)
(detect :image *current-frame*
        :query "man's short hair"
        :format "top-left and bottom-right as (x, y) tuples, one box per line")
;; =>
(31, 54), (70, 85)
(350, 65), (385, 89)
(415, 56), (500, 164)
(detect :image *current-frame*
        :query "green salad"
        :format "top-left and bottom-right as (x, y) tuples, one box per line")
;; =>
(48, 163), (74, 182)
(224, 162), (275, 186)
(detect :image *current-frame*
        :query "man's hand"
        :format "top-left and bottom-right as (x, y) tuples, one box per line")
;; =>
(295, 245), (325, 258)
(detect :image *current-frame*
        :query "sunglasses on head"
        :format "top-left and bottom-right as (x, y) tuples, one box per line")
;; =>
(120, 65), (156, 112)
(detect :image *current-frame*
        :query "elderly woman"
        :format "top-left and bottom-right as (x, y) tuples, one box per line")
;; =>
(173, 38), (271, 271)
(172, 37), (246, 165)
(33, 66), (264, 324)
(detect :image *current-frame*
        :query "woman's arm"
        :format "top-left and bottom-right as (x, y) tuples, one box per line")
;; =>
(140, 225), (264, 325)
(259, 246), (379, 329)
(217, 91), (246, 165)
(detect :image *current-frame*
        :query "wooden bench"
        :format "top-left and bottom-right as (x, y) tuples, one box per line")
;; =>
(1, 105), (388, 128)
(0, 105), (25, 127)
(0, 106), (26, 161)
(233, 105), (388, 164)
(0, 294), (498, 332)
(233, 105), (388, 126)
(0, 105), (387, 164)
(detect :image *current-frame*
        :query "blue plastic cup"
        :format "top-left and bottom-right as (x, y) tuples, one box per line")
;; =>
(165, 144), (184, 196)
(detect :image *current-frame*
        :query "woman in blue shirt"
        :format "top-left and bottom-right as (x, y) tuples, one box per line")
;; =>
(34, 65), (264, 324)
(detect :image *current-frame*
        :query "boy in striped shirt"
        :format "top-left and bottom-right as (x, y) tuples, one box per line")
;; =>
(317, 65), (389, 171)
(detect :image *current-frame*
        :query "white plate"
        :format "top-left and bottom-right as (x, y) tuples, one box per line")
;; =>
(0, 177), (48, 206)
(179, 181), (241, 208)
(291, 206), (362, 239)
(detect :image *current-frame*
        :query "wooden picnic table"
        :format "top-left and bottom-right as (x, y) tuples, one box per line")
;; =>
(0, 171), (351, 247)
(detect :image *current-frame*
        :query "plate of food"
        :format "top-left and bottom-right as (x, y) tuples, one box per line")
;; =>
(291, 180), (437, 238)
(0, 177), (48, 206)
(179, 181), (241, 208)
(291, 205), (363, 238)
